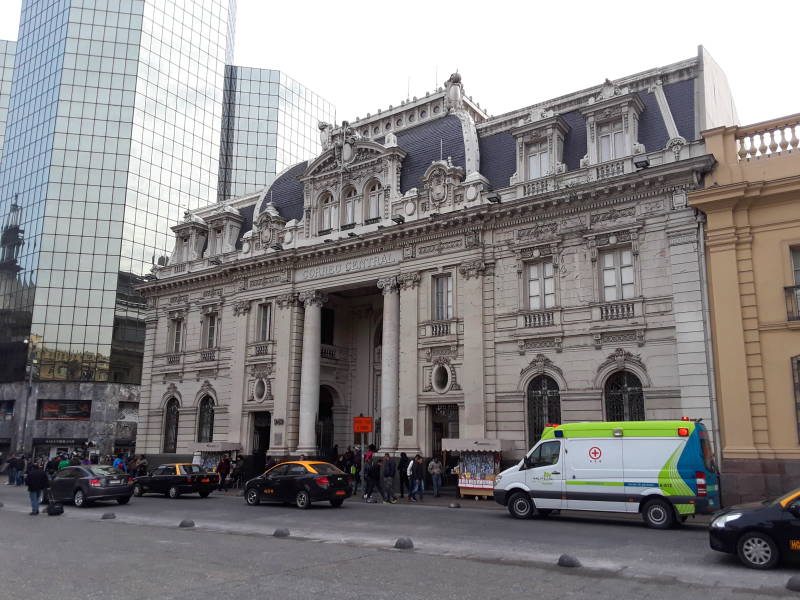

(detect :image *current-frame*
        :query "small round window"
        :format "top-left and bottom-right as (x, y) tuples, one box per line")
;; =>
(420, 109), (427, 118)
(433, 105), (441, 114)
(432, 364), (450, 394)
(254, 379), (267, 401)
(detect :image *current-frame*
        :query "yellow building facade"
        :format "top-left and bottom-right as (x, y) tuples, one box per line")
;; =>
(691, 115), (800, 503)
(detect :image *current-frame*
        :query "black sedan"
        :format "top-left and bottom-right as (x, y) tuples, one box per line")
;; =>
(50, 465), (134, 507)
(133, 463), (219, 499)
(244, 461), (352, 509)
(709, 487), (800, 569)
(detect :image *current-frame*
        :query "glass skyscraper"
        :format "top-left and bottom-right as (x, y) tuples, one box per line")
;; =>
(218, 66), (335, 203)
(0, 0), (334, 457)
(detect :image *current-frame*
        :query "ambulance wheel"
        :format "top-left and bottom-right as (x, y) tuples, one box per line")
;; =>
(507, 492), (533, 519)
(642, 498), (676, 529)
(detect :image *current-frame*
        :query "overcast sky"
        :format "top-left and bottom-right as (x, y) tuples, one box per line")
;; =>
(1, 0), (797, 126)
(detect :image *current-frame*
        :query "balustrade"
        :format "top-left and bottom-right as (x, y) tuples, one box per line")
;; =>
(523, 310), (554, 328)
(430, 321), (451, 337)
(600, 301), (635, 320)
(166, 353), (181, 365)
(596, 159), (625, 180)
(736, 115), (800, 160)
(200, 349), (216, 361)
(320, 344), (338, 360)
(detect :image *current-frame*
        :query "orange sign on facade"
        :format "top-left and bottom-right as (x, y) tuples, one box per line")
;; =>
(353, 417), (373, 433)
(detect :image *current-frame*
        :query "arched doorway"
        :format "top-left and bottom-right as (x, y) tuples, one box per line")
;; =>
(527, 375), (561, 446)
(605, 371), (645, 421)
(163, 398), (179, 453)
(197, 396), (215, 443)
(316, 386), (335, 457)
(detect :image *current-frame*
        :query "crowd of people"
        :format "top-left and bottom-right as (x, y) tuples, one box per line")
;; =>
(322, 444), (447, 503)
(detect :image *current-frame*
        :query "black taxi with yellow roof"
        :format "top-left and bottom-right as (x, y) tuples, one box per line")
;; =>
(244, 460), (352, 509)
(133, 463), (219, 499)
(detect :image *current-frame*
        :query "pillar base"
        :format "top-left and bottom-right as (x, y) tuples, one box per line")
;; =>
(294, 446), (318, 458)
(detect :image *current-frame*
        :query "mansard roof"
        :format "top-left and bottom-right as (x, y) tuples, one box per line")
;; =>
(262, 161), (308, 221)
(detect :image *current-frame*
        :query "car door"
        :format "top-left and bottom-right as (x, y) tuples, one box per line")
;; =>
(283, 464), (309, 500)
(51, 468), (77, 501)
(149, 467), (171, 493)
(261, 465), (288, 501)
(782, 500), (800, 557)
(524, 440), (564, 510)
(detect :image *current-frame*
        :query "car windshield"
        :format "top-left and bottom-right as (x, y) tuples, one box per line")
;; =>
(310, 463), (344, 475)
(773, 488), (800, 507)
(179, 465), (202, 475)
(88, 466), (123, 476)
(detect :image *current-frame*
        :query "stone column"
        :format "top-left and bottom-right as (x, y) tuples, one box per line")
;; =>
(296, 290), (327, 455)
(271, 293), (298, 455)
(378, 276), (400, 453)
(397, 272), (421, 455)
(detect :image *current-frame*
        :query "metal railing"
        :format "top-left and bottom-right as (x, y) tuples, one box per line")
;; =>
(200, 349), (216, 361)
(785, 285), (800, 321)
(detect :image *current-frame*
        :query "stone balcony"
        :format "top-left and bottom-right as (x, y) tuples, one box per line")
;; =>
(248, 340), (276, 358)
(590, 299), (644, 326)
(419, 319), (462, 343)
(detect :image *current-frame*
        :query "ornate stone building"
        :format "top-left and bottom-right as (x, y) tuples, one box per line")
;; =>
(137, 48), (737, 463)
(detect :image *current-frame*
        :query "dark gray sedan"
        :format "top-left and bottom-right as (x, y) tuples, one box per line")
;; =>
(50, 465), (134, 507)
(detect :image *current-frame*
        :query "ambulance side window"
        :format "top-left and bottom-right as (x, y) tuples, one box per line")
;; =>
(530, 441), (561, 468)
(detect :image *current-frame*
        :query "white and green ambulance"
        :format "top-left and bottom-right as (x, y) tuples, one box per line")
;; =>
(493, 420), (720, 528)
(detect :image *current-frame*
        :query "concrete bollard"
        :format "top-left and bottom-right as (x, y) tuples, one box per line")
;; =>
(101, 512), (116, 520)
(0, 501), (4, 508)
(787, 575), (800, 592)
(179, 519), (195, 528)
(273, 528), (290, 538)
(394, 537), (414, 550)
(448, 502), (461, 509)
(557, 554), (582, 568)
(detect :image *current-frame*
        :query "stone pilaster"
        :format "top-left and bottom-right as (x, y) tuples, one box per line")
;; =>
(398, 272), (421, 454)
(228, 300), (250, 450)
(270, 293), (298, 454)
(459, 259), (490, 438)
(296, 290), (327, 455)
(377, 276), (400, 452)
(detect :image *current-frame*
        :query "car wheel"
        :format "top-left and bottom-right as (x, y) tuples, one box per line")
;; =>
(168, 485), (180, 499)
(330, 498), (344, 508)
(132, 484), (144, 497)
(642, 498), (676, 529)
(737, 532), (779, 569)
(507, 491), (533, 519)
(245, 488), (261, 506)
(74, 489), (89, 508)
(116, 496), (131, 505)
(295, 490), (311, 509)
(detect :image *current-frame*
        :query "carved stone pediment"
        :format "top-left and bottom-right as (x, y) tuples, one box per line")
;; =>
(420, 159), (465, 210)
(520, 354), (563, 380)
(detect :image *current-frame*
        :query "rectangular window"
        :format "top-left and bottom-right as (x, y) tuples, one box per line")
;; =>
(599, 121), (624, 162)
(434, 274), (454, 320)
(528, 262), (555, 310)
(256, 303), (272, 341)
(321, 307), (335, 345)
(204, 313), (218, 348)
(792, 247), (800, 285)
(343, 198), (354, 225)
(170, 318), (183, 353)
(601, 248), (635, 301)
(37, 399), (91, 421)
(527, 143), (549, 179)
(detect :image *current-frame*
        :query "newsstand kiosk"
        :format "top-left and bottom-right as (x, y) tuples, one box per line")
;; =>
(441, 439), (514, 500)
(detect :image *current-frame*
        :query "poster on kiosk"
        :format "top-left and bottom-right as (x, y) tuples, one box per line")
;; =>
(441, 439), (515, 499)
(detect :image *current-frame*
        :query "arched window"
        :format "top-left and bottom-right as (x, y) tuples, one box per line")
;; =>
(319, 192), (337, 232)
(605, 371), (644, 421)
(163, 398), (180, 453)
(366, 181), (382, 220)
(197, 396), (215, 443)
(342, 187), (358, 226)
(527, 375), (561, 446)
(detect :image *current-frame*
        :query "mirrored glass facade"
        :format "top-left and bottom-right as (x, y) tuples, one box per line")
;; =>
(0, 0), (235, 384)
(0, 40), (16, 165)
(218, 66), (335, 203)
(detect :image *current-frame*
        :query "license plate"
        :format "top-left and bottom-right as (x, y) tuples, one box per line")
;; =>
(201, 478), (209, 483)
(335, 490), (346, 496)
(109, 479), (120, 485)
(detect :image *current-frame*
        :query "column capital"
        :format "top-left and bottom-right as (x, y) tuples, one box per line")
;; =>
(232, 300), (251, 316)
(275, 292), (299, 309)
(397, 271), (420, 290)
(458, 259), (493, 279)
(298, 289), (328, 307)
(377, 276), (399, 295)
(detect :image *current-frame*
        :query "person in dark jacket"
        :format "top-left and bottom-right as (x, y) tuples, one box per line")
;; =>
(364, 458), (381, 502)
(381, 453), (397, 503)
(6, 455), (19, 486)
(397, 453), (410, 498)
(45, 456), (60, 477)
(216, 455), (232, 491)
(409, 455), (425, 502)
(26, 462), (50, 515)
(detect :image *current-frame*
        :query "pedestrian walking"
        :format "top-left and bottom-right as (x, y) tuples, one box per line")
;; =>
(409, 455), (425, 502)
(381, 453), (397, 503)
(364, 458), (380, 502)
(428, 456), (444, 497)
(216, 454), (231, 491)
(135, 455), (148, 477)
(112, 454), (126, 472)
(26, 462), (49, 515)
(6, 454), (19, 486)
(16, 455), (28, 485)
(398, 452), (410, 498)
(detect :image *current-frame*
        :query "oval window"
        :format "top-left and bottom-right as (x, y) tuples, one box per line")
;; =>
(254, 379), (266, 401)
(432, 364), (450, 393)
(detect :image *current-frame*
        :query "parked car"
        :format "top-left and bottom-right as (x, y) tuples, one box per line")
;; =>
(244, 461), (352, 509)
(50, 465), (134, 507)
(494, 419), (720, 528)
(133, 463), (219, 499)
(709, 488), (800, 569)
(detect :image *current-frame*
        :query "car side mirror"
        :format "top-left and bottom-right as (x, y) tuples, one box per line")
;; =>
(789, 502), (800, 518)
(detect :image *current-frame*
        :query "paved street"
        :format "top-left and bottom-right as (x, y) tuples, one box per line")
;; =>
(0, 485), (796, 598)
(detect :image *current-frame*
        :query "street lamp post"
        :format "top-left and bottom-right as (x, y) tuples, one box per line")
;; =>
(18, 338), (37, 454)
